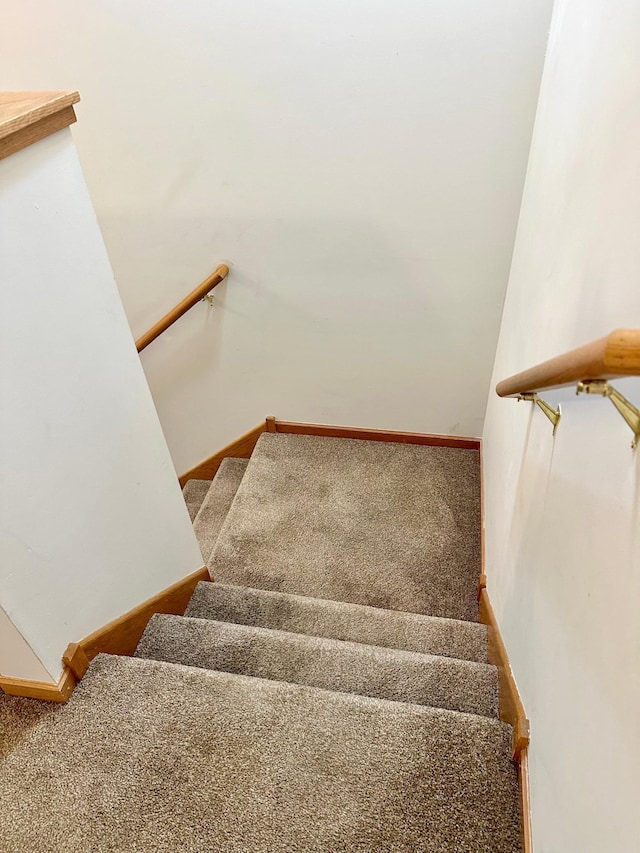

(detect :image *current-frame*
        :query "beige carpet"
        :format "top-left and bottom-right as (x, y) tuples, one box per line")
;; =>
(0, 654), (521, 852)
(186, 581), (489, 662)
(136, 612), (499, 717)
(1, 433), (520, 852)
(192, 458), (248, 561)
(211, 434), (482, 621)
(182, 478), (210, 521)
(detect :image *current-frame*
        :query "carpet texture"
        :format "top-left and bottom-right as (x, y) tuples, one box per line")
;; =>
(192, 458), (248, 562)
(211, 434), (482, 621)
(1, 435), (520, 851)
(186, 581), (489, 663)
(0, 654), (521, 853)
(0, 693), (58, 760)
(182, 478), (210, 521)
(136, 613), (499, 718)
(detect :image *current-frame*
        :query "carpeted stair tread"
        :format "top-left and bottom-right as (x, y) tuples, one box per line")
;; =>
(0, 654), (521, 852)
(193, 457), (248, 561)
(182, 478), (210, 521)
(186, 581), (489, 663)
(211, 433), (481, 621)
(136, 613), (499, 717)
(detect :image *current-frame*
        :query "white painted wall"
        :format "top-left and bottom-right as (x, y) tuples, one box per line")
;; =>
(0, 129), (204, 683)
(483, 1), (640, 849)
(0, 0), (553, 473)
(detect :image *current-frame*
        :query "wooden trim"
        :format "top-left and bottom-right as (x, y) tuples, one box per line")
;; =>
(179, 422), (267, 486)
(478, 443), (531, 849)
(274, 420), (481, 450)
(519, 747), (533, 853)
(478, 438), (486, 598)
(76, 566), (210, 663)
(477, 573), (487, 597)
(136, 263), (229, 353)
(0, 90), (80, 160)
(179, 419), (480, 487)
(0, 105), (78, 161)
(496, 328), (640, 397)
(1, 566), (210, 702)
(0, 667), (76, 703)
(478, 588), (530, 760)
(62, 643), (90, 680)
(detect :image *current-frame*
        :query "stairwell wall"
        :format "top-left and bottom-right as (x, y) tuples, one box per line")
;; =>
(483, 1), (640, 850)
(0, 0), (552, 473)
(0, 129), (204, 683)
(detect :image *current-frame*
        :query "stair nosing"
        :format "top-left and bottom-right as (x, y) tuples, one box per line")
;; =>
(142, 612), (496, 673)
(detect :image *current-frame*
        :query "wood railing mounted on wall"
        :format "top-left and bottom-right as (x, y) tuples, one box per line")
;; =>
(496, 328), (640, 446)
(135, 263), (229, 353)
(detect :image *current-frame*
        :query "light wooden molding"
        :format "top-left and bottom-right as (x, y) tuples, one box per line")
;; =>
(0, 90), (80, 161)
(179, 418), (481, 487)
(519, 747), (533, 853)
(478, 588), (530, 761)
(1, 567), (210, 701)
(62, 642), (90, 680)
(179, 422), (267, 486)
(273, 420), (481, 450)
(75, 566), (210, 664)
(496, 328), (640, 398)
(0, 666), (76, 703)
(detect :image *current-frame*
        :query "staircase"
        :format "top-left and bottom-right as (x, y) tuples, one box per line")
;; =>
(0, 432), (522, 851)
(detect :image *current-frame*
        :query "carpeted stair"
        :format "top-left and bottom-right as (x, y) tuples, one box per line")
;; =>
(186, 580), (490, 662)
(136, 612), (499, 717)
(1, 654), (520, 852)
(182, 478), (210, 521)
(191, 457), (248, 561)
(210, 433), (482, 620)
(0, 431), (522, 852)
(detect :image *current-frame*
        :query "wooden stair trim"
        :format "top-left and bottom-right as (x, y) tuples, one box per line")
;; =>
(478, 588), (530, 760)
(178, 419), (481, 487)
(62, 643), (90, 680)
(0, 91), (80, 160)
(274, 420), (481, 450)
(1, 567), (210, 702)
(519, 747), (533, 852)
(178, 422), (268, 486)
(0, 666), (76, 703)
(71, 566), (211, 668)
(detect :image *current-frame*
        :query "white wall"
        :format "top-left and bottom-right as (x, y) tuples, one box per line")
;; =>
(483, 1), (640, 849)
(0, 129), (204, 683)
(0, 0), (552, 473)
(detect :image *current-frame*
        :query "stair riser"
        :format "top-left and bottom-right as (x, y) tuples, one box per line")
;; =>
(186, 581), (489, 663)
(136, 615), (499, 718)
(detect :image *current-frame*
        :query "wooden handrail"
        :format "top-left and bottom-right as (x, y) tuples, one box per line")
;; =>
(135, 264), (229, 353)
(496, 329), (640, 397)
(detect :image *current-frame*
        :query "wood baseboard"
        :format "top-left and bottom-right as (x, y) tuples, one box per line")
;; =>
(0, 666), (76, 703)
(179, 422), (267, 486)
(0, 91), (80, 161)
(519, 747), (533, 852)
(478, 587), (530, 760)
(1, 567), (211, 702)
(179, 418), (480, 488)
(274, 420), (481, 450)
(68, 566), (211, 671)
